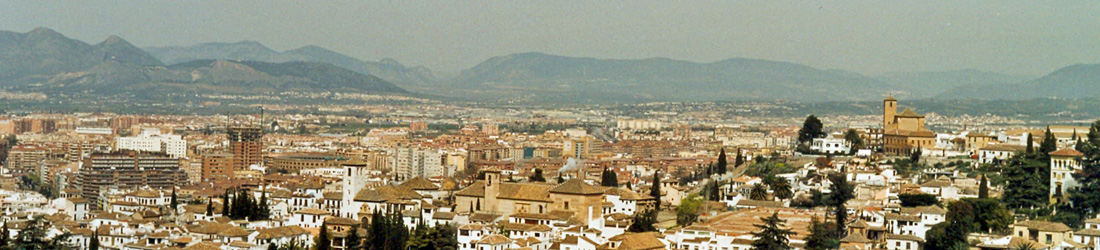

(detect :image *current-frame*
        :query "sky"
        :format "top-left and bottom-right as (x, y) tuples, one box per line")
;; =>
(1, 1), (1098, 76)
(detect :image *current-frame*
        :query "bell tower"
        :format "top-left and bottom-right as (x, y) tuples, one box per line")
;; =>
(883, 95), (897, 130)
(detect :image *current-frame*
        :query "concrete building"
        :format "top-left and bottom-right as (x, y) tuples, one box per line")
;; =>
(228, 126), (263, 169)
(115, 128), (187, 158)
(76, 152), (185, 209)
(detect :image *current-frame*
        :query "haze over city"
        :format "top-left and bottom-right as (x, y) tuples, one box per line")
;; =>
(2, 1), (1098, 75)
(3, 2), (1100, 250)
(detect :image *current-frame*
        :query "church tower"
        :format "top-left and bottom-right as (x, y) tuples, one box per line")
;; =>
(883, 95), (897, 130)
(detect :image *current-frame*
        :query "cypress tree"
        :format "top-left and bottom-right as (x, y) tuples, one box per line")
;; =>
(0, 223), (9, 248)
(205, 199), (213, 216)
(735, 148), (744, 168)
(1027, 133), (1034, 153)
(979, 174), (989, 199)
(650, 171), (662, 210)
(88, 231), (99, 250)
(717, 148), (728, 174)
(170, 188), (178, 209)
(222, 189), (232, 218)
(1041, 128), (1057, 155)
(601, 167), (618, 187)
(259, 189), (270, 220)
(345, 224), (361, 250)
(315, 221), (331, 250)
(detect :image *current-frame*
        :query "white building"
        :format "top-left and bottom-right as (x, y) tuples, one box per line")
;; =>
(115, 128), (187, 158)
(811, 138), (851, 155)
(391, 146), (446, 179)
(1050, 148), (1084, 202)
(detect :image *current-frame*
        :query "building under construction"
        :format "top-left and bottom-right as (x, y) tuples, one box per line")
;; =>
(228, 126), (263, 170)
(76, 151), (185, 209)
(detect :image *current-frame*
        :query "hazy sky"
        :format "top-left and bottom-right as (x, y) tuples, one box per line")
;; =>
(2, 1), (1098, 75)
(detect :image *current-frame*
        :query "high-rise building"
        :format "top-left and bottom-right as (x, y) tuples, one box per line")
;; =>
(391, 146), (445, 179)
(76, 152), (185, 209)
(201, 152), (234, 181)
(228, 126), (262, 170)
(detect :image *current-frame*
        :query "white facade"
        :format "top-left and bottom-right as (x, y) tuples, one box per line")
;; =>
(116, 129), (187, 158)
(811, 138), (851, 155)
(391, 146), (446, 179)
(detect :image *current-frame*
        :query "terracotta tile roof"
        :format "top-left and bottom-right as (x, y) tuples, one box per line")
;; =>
(895, 108), (923, 118)
(1014, 220), (1072, 232)
(1050, 148), (1084, 157)
(980, 144), (1028, 152)
(550, 179), (604, 195)
(841, 232), (872, 243)
(254, 226), (310, 240)
(476, 234), (512, 245)
(885, 234), (924, 242)
(600, 232), (666, 250)
(325, 217), (360, 226)
(293, 208), (330, 215)
(353, 185), (422, 202)
(399, 177), (440, 191)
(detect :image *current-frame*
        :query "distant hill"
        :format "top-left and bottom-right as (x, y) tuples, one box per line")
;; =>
(144, 42), (436, 86)
(0, 28), (408, 98)
(0, 27), (163, 84)
(938, 63), (1100, 100)
(451, 52), (900, 103)
(874, 69), (1033, 98)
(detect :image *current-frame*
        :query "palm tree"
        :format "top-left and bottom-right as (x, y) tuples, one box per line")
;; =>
(772, 181), (793, 200)
(750, 183), (769, 200)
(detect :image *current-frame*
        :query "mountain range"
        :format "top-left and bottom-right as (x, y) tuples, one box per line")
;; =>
(144, 42), (435, 86)
(0, 28), (408, 98)
(3, 27), (1100, 104)
(938, 63), (1100, 100)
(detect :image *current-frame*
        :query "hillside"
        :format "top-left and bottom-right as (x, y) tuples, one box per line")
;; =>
(938, 63), (1100, 100)
(144, 42), (436, 86)
(0, 28), (408, 99)
(451, 52), (901, 103)
(874, 69), (1033, 98)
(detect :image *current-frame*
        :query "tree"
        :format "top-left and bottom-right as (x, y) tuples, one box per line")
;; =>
(557, 173), (565, 184)
(170, 188), (178, 209)
(258, 189), (271, 220)
(962, 198), (1013, 233)
(898, 193), (939, 207)
(651, 171), (662, 210)
(10, 215), (74, 250)
(910, 148), (922, 164)
(1001, 153), (1049, 210)
(927, 201), (978, 250)
(750, 183), (768, 200)
(844, 129), (864, 152)
(803, 216), (838, 250)
(89, 231), (100, 250)
(751, 212), (793, 250)
(717, 148), (728, 174)
(206, 199), (214, 216)
(0, 223), (8, 249)
(798, 115), (825, 145)
(736, 148), (745, 168)
(626, 209), (658, 232)
(601, 167), (619, 187)
(530, 168), (546, 182)
(827, 172), (855, 236)
(315, 221), (331, 250)
(222, 189), (232, 218)
(979, 174), (989, 199)
(1027, 132), (1035, 153)
(772, 181), (793, 200)
(1041, 128), (1057, 155)
(268, 243), (278, 250)
(676, 194), (703, 226)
